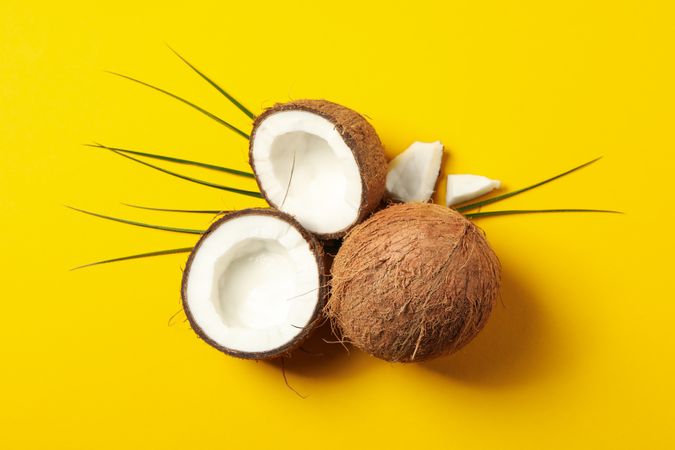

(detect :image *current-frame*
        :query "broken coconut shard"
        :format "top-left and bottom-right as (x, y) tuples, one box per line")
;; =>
(249, 99), (388, 240)
(446, 174), (501, 207)
(181, 209), (329, 360)
(386, 141), (444, 203)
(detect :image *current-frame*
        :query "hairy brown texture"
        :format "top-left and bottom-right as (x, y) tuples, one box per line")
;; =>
(249, 99), (388, 239)
(327, 203), (501, 362)
(181, 208), (329, 360)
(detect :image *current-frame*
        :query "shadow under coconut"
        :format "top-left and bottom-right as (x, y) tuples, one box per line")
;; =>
(420, 266), (564, 388)
(265, 321), (367, 379)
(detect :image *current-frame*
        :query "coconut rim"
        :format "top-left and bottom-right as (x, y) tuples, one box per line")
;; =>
(249, 100), (382, 240)
(181, 208), (329, 360)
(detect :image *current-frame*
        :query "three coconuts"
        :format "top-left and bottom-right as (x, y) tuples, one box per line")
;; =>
(181, 99), (501, 362)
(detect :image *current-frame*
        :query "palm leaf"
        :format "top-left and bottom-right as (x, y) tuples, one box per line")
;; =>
(72, 247), (193, 270)
(88, 143), (254, 178)
(103, 149), (263, 199)
(122, 203), (226, 214)
(167, 46), (256, 120)
(67, 206), (205, 234)
(456, 157), (602, 212)
(107, 71), (250, 140)
(464, 208), (622, 219)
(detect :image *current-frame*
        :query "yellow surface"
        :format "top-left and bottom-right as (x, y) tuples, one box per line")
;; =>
(1, 1), (674, 448)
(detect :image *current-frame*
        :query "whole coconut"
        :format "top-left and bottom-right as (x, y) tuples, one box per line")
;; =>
(326, 203), (501, 362)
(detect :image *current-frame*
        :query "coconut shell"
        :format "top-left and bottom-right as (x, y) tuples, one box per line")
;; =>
(249, 99), (388, 239)
(326, 203), (501, 362)
(181, 208), (330, 360)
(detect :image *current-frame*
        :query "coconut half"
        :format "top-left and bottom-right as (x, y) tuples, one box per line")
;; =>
(181, 209), (328, 359)
(249, 99), (388, 239)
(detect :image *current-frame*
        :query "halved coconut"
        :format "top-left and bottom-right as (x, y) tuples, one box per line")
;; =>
(249, 99), (388, 239)
(181, 209), (328, 359)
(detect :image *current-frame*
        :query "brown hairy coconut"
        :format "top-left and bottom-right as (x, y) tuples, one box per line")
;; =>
(327, 203), (501, 362)
(249, 99), (388, 240)
(182, 208), (329, 360)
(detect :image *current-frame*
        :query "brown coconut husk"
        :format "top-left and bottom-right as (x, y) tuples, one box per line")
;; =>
(249, 99), (388, 239)
(181, 208), (330, 360)
(326, 203), (501, 362)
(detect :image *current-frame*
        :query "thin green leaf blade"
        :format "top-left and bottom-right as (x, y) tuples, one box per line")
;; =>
(99, 148), (263, 199)
(167, 45), (256, 120)
(456, 157), (603, 212)
(72, 247), (193, 270)
(122, 203), (227, 214)
(107, 71), (250, 139)
(464, 208), (623, 219)
(67, 206), (205, 234)
(88, 143), (254, 178)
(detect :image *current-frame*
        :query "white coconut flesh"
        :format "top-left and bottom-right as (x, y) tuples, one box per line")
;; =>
(446, 174), (501, 206)
(386, 141), (444, 202)
(185, 213), (320, 354)
(251, 110), (363, 235)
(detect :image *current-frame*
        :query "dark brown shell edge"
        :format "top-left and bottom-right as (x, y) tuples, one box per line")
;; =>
(248, 99), (388, 240)
(181, 208), (330, 360)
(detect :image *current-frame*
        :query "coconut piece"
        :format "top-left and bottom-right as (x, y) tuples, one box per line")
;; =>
(385, 141), (444, 202)
(181, 208), (328, 360)
(249, 99), (388, 239)
(446, 174), (501, 207)
(327, 203), (501, 362)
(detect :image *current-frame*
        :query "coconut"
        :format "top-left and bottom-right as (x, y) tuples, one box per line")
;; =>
(249, 99), (388, 239)
(181, 208), (328, 360)
(446, 174), (501, 206)
(386, 141), (444, 202)
(327, 203), (501, 362)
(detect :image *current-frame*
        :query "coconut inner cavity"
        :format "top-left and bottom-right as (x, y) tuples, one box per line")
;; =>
(185, 214), (320, 354)
(252, 110), (362, 235)
(215, 239), (296, 330)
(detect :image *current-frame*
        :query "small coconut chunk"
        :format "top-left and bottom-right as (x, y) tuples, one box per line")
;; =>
(386, 141), (444, 202)
(446, 174), (501, 207)
(182, 209), (327, 359)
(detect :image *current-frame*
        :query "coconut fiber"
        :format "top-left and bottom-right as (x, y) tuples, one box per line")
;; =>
(327, 203), (501, 362)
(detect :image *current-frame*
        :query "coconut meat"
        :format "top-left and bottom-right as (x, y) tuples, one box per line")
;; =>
(385, 141), (443, 202)
(446, 174), (501, 206)
(251, 110), (363, 235)
(185, 213), (320, 354)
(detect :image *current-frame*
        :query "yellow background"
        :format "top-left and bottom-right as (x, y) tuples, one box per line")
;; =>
(1, 1), (673, 448)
